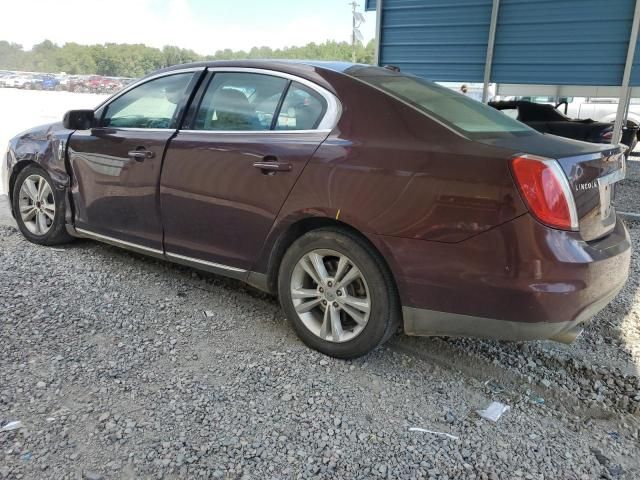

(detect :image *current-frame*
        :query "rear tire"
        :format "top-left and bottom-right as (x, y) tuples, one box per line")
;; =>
(278, 228), (400, 359)
(12, 165), (72, 246)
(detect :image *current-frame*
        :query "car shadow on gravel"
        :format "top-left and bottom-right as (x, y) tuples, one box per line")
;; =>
(395, 220), (640, 420)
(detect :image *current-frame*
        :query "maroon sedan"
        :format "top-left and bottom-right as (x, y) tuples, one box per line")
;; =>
(3, 61), (631, 358)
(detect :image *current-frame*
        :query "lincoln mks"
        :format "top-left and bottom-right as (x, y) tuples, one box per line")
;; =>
(4, 61), (631, 358)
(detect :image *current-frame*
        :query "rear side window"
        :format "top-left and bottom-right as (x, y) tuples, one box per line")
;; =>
(361, 75), (533, 136)
(194, 73), (288, 131)
(276, 82), (327, 130)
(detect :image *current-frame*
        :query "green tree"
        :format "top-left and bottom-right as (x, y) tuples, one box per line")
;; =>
(0, 41), (26, 70)
(0, 38), (376, 77)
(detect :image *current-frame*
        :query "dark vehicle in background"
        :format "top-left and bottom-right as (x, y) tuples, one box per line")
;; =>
(3, 61), (631, 358)
(490, 100), (638, 153)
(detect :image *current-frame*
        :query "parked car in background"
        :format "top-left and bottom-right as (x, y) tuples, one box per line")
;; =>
(513, 95), (640, 143)
(3, 74), (31, 88)
(563, 97), (640, 127)
(41, 75), (60, 91)
(490, 100), (638, 153)
(24, 74), (60, 91)
(3, 61), (631, 358)
(55, 74), (68, 90)
(66, 76), (87, 92)
(100, 77), (122, 92)
(89, 75), (104, 92)
(0, 72), (14, 87)
(25, 74), (45, 90)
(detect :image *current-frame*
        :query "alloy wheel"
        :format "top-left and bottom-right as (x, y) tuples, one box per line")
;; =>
(18, 174), (55, 236)
(290, 249), (371, 343)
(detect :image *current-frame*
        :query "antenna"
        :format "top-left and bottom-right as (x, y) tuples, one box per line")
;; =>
(350, 1), (365, 63)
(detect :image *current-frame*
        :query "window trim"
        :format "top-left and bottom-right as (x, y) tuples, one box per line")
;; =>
(183, 67), (341, 134)
(270, 80), (292, 130)
(274, 80), (328, 131)
(93, 67), (206, 131)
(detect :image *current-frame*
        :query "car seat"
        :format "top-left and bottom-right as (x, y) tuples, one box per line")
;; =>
(206, 88), (260, 130)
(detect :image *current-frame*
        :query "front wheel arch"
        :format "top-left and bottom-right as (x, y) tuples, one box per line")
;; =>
(8, 160), (38, 218)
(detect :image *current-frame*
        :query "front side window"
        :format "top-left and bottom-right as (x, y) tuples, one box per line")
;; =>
(101, 73), (194, 129)
(275, 82), (327, 130)
(194, 73), (288, 131)
(360, 74), (534, 136)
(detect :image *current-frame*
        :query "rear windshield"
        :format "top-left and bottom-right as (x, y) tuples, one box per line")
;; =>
(360, 75), (533, 137)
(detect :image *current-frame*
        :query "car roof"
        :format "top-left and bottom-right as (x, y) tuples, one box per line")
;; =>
(157, 59), (366, 74)
(137, 60), (372, 94)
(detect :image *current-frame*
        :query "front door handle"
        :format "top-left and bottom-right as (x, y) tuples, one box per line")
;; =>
(253, 156), (292, 173)
(128, 149), (155, 161)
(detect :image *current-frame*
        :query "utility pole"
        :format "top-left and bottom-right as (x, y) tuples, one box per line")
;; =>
(350, 1), (364, 63)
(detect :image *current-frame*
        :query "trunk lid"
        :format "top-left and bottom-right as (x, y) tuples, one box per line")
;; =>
(479, 132), (625, 241)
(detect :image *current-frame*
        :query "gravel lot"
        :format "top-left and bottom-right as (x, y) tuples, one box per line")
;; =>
(0, 195), (639, 480)
(615, 159), (640, 215)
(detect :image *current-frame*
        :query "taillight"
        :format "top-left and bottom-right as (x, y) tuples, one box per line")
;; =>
(510, 154), (578, 231)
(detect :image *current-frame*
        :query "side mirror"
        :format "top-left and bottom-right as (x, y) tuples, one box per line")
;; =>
(63, 109), (95, 130)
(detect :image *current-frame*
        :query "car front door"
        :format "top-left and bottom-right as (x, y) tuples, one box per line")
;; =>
(68, 70), (202, 251)
(160, 69), (337, 272)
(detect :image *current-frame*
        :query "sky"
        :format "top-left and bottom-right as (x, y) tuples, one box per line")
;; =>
(3, 0), (376, 53)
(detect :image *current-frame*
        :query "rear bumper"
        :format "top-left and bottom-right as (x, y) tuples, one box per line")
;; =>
(403, 280), (623, 342)
(369, 214), (631, 342)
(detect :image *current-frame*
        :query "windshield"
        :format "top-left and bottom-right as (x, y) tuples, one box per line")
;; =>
(360, 74), (534, 137)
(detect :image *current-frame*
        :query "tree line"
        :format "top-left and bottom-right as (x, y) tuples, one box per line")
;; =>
(0, 39), (376, 78)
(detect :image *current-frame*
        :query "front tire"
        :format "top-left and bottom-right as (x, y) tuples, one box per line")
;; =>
(278, 228), (400, 359)
(12, 165), (72, 246)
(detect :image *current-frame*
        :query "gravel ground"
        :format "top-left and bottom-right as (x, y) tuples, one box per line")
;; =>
(615, 159), (640, 215)
(0, 197), (639, 479)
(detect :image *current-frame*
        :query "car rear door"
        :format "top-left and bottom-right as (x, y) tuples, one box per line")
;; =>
(68, 69), (202, 251)
(160, 69), (338, 272)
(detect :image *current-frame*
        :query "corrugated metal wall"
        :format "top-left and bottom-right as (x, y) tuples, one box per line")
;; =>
(376, 0), (493, 82)
(493, 0), (635, 86)
(367, 0), (640, 87)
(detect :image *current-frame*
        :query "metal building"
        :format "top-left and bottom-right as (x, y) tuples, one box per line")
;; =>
(365, 0), (640, 141)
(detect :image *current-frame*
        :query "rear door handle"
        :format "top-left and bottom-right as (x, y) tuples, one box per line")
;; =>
(253, 156), (292, 173)
(128, 149), (155, 161)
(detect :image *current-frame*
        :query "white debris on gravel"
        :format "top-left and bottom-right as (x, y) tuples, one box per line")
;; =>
(1, 211), (639, 478)
(476, 402), (510, 422)
(408, 427), (459, 440)
(0, 420), (23, 433)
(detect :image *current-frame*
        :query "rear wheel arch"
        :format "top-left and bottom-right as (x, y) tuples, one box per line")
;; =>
(262, 217), (402, 307)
